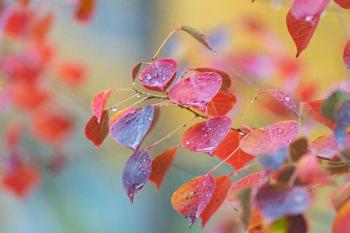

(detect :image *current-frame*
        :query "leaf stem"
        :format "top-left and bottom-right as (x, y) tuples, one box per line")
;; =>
(109, 94), (139, 111)
(207, 146), (241, 174)
(152, 29), (178, 61)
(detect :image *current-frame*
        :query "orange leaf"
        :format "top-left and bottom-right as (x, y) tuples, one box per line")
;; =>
(207, 91), (237, 117)
(333, 199), (350, 233)
(149, 147), (178, 189)
(30, 11), (54, 43)
(200, 175), (232, 227)
(85, 110), (109, 148)
(171, 174), (215, 226)
(75, 0), (96, 23)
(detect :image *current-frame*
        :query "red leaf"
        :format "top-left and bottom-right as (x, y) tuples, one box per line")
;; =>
(84, 110), (109, 148)
(240, 121), (299, 156)
(343, 39), (350, 70)
(138, 59), (177, 92)
(171, 174), (215, 226)
(286, 0), (329, 57)
(32, 112), (72, 146)
(333, 199), (350, 233)
(334, 0), (350, 8)
(2, 156), (40, 198)
(91, 89), (112, 123)
(214, 130), (254, 171)
(30, 11), (54, 43)
(263, 89), (299, 116)
(4, 7), (33, 39)
(75, 0), (96, 22)
(169, 72), (222, 111)
(4, 123), (22, 151)
(12, 82), (50, 110)
(309, 133), (350, 159)
(181, 116), (232, 155)
(57, 62), (86, 87)
(304, 99), (335, 129)
(189, 67), (231, 91)
(149, 147), (178, 189)
(122, 150), (152, 203)
(200, 175), (232, 227)
(206, 91), (236, 117)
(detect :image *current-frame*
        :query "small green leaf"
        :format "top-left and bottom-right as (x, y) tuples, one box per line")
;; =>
(322, 90), (349, 121)
(180, 25), (215, 52)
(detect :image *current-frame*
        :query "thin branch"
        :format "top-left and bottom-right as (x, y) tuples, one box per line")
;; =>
(109, 94), (139, 111)
(152, 29), (178, 61)
(207, 146), (241, 174)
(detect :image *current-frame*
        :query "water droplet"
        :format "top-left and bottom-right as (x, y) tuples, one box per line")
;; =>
(146, 74), (152, 80)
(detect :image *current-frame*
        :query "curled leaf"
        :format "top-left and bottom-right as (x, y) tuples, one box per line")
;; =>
(84, 110), (109, 148)
(240, 121), (299, 156)
(111, 105), (155, 150)
(181, 116), (232, 155)
(92, 89), (112, 123)
(180, 25), (215, 52)
(149, 147), (178, 189)
(171, 174), (215, 226)
(122, 150), (152, 203)
(138, 58), (177, 91)
(169, 72), (222, 111)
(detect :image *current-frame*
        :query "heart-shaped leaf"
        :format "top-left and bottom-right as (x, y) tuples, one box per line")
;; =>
(84, 110), (109, 148)
(200, 175), (232, 227)
(286, 0), (330, 57)
(169, 72), (222, 111)
(256, 184), (311, 221)
(122, 150), (152, 203)
(149, 147), (178, 189)
(92, 89), (112, 123)
(240, 121), (299, 156)
(171, 174), (215, 226)
(110, 105), (155, 150)
(138, 58), (177, 91)
(181, 116), (232, 155)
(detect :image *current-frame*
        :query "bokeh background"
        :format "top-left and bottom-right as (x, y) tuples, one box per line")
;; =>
(0, 0), (349, 232)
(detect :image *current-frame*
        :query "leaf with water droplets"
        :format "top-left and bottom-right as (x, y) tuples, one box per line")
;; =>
(200, 175), (232, 227)
(286, 0), (330, 57)
(240, 121), (299, 156)
(334, 0), (350, 8)
(189, 67), (231, 91)
(214, 130), (254, 171)
(263, 89), (299, 116)
(110, 105), (156, 150)
(309, 133), (350, 159)
(149, 147), (178, 189)
(206, 91), (237, 117)
(138, 58), (177, 92)
(122, 150), (152, 203)
(169, 72), (222, 111)
(256, 184), (311, 221)
(84, 110), (109, 148)
(92, 89), (112, 123)
(333, 199), (350, 233)
(180, 25), (215, 52)
(171, 174), (215, 226)
(181, 116), (232, 155)
(304, 99), (335, 129)
(74, 0), (96, 23)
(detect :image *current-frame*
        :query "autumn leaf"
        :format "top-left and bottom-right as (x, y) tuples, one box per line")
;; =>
(262, 89), (299, 116)
(75, 0), (96, 23)
(84, 110), (109, 148)
(304, 99), (335, 129)
(91, 89), (112, 123)
(206, 91), (237, 117)
(334, 0), (350, 8)
(333, 199), (350, 233)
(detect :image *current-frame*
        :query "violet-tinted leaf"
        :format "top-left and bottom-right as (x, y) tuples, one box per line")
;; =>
(263, 89), (299, 116)
(110, 105), (155, 150)
(122, 150), (152, 203)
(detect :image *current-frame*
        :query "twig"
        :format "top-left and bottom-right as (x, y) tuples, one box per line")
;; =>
(207, 146), (241, 174)
(152, 29), (178, 60)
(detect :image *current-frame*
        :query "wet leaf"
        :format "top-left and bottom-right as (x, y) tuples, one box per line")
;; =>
(122, 150), (152, 203)
(180, 25), (215, 52)
(286, 0), (330, 57)
(171, 174), (215, 226)
(259, 148), (288, 171)
(256, 184), (311, 221)
(333, 199), (350, 233)
(91, 89), (112, 123)
(304, 99), (335, 129)
(169, 72), (222, 111)
(149, 147), (178, 189)
(214, 130), (254, 171)
(110, 105), (155, 150)
(189, 67), (231, 91)
(181, 116), (232, 155)
(309, 133), (350, 159)
(75, 0), (96, 22)
(263, 89), (299, 116)
(334, 0), (350, 8)
(84, 110), (109, 148)
(240, 121), (299, 156)
(200, 175), (232, 227)
(206, 91), (237, 117)
(138, 58), (177, 91)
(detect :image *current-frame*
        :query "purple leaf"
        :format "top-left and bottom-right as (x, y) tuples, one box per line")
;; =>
(110, 105), (155, 150)
(122, 150), (152, 203)
(259, 147), (288, 171)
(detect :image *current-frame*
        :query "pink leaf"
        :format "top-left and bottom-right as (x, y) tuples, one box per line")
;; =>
(263, 89), (299, 116)
(181, 116), (232, 155)
(169, 72), (222, 111)
(309, 133), (350, 159)
(91, 89), (112, 123)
